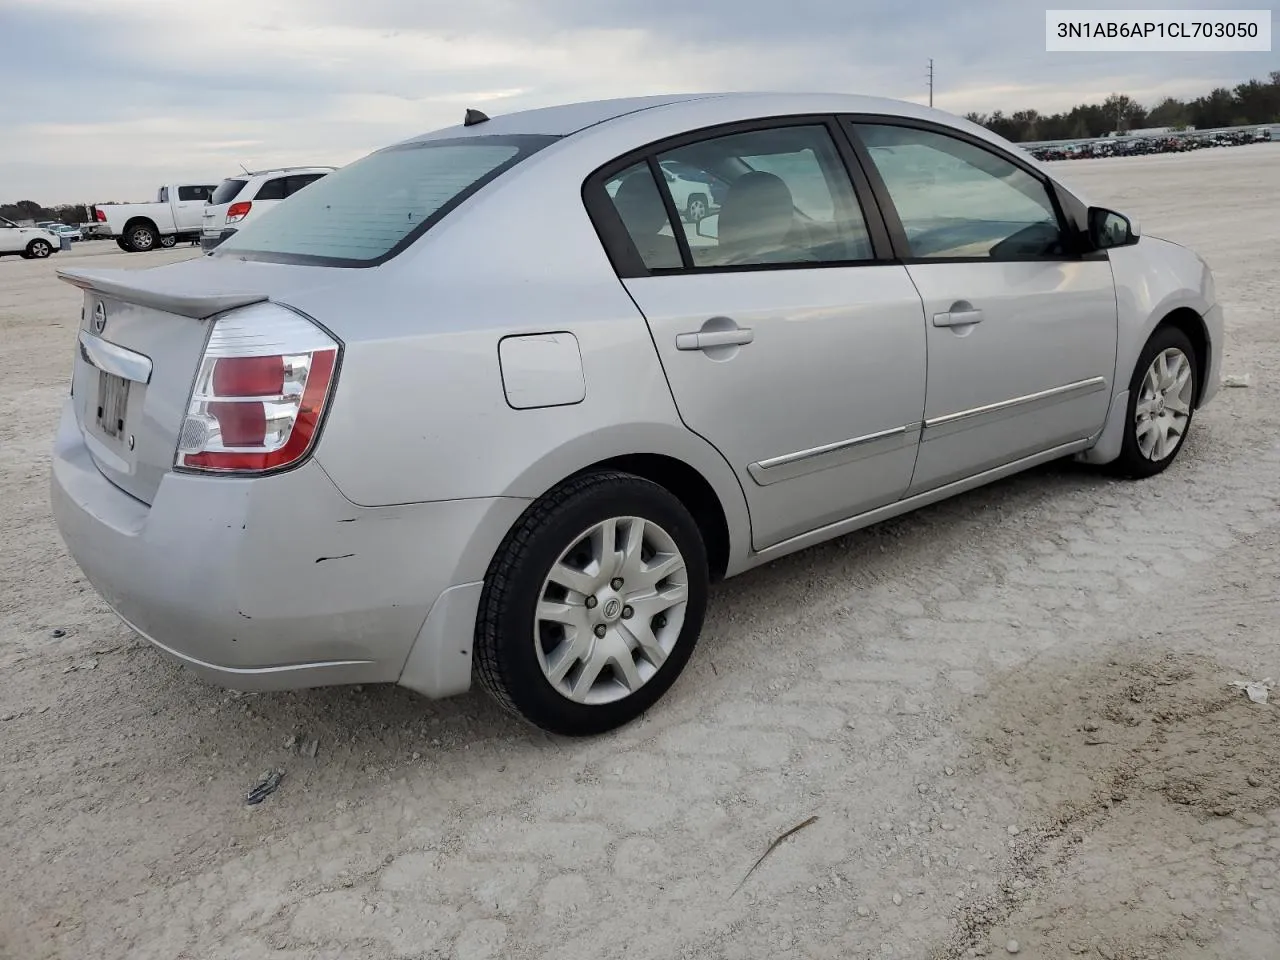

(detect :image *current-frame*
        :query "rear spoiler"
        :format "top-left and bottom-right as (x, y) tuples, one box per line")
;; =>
(57, 267), (267, 320)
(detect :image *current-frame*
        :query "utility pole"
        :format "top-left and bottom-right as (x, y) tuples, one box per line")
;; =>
(927, 59), (934, 108)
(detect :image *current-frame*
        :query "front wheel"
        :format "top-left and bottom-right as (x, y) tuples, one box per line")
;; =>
(474, 472), (709, 736)
(1109, 326), (1198, 478)
(685, 194), (708, 223)
(158, 234), (177, 248)
(25, 239), (53, 259)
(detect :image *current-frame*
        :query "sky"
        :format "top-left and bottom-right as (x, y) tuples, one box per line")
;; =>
(1, 0), (1274, 204)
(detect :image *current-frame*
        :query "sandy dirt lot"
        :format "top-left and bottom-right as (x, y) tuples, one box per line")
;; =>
(2, 145), (1279, 960)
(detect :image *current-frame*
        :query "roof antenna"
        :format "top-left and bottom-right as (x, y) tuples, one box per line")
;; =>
(238, 162), (251, 174)
(464, 108), (490, 127)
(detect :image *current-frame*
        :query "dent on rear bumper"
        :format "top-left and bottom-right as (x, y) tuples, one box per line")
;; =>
(50, 401), (528, 693)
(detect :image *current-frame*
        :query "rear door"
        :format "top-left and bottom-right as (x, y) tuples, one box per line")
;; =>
(845, 119), (1118, 495)
(588, 118), (928, 550)
(174, 184), (215, 231)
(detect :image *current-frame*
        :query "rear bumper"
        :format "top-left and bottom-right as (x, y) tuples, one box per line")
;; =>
(50, 401), (527, 695)
(200, 228), (236, 252)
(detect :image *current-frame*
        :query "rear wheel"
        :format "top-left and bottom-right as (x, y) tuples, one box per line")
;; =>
(1108, 326), (1198, 478)
(685, 194), (708, 223)
(127, 222), (157, 251)
(474, 471), (709, 736)
(116, 237), (133, 252)
(25, 239), (52, 259)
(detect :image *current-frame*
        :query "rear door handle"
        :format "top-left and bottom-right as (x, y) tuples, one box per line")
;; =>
(933, 308), (984, 328)
(675, 328), (755, 350)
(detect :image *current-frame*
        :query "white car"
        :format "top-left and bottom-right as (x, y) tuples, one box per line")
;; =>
(0, 218), (60, 259)
(200, 167), (334, 251)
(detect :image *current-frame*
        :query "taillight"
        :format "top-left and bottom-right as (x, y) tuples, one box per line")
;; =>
(176, 303), (340, 474)
(95, 208), (106, 222)
(225, 201), (253, 224)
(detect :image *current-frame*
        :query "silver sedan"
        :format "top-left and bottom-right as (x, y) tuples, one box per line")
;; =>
(51, 93), (1222, 735)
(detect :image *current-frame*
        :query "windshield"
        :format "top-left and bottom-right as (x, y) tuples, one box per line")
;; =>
(210, 179), (249, 205)
(215, 135), (557, 266)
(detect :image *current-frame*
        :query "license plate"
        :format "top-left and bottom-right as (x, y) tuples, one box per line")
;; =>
(96, 372), (130, 439)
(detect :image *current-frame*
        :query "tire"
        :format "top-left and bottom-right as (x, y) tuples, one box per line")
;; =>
(25, 240), (53, 259)
(159, 234), (177, 248)
(685, 194), (708, 223)
(116, 237), (133, 252)
(1108, 326), (1198, 479)
(474, 471), (709, 736)
(126, 222), (157, 251)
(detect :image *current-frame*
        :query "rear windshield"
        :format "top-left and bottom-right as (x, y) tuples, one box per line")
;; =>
(214, 135), (557, 266)
(211, 178), (249, 205)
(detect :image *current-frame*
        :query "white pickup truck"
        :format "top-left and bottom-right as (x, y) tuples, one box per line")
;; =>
(89, 183), (218, 252)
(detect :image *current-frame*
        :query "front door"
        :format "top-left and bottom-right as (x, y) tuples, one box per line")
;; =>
(598, 121), (928, 550)
(849, 121), (1119, 494)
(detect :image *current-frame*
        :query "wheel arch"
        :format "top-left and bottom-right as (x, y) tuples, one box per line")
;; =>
(494, 424), (753, 584)
(1152, 306), (1209, 407)
(122, 216), (159, 239)
(571, 453), (732, 582)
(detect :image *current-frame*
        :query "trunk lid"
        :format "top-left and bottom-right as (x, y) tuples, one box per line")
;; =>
(58, 258), (340, 504)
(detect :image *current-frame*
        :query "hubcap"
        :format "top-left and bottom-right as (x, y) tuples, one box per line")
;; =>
(1134, 347), (1193, 462)
(132, 230), (153, 249)
(534, 516), (689, 706)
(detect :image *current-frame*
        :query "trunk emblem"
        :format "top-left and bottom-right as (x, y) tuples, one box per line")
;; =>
(92, 301), (107, 334)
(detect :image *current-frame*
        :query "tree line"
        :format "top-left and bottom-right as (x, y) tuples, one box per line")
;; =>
(964, 71), (1280, 143)
(0, 200), (90, 225)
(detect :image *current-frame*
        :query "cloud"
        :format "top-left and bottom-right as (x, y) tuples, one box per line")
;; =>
(1, 0), (1273, 202)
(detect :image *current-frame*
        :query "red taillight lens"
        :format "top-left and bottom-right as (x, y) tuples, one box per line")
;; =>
(212, 355), (285, 397)
(225, 201), (253, 224)
(177, 306), (340, 474)
(95, 208), (106, 221)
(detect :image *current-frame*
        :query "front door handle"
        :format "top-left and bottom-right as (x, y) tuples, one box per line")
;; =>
(675, 327), (755, 351)
(933, 308), (984, 328)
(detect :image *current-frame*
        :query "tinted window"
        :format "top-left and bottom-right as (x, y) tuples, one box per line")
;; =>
(216, 135), (556, 265)
(604, 163), (682, 271)
(255, 178), (288, 201)
(657, 125), (873, 268)
(285, 173), (326, 196)
(855, 124), (1064, 259)
(178, 185), (211, 202)
(211, 179), (248, 205)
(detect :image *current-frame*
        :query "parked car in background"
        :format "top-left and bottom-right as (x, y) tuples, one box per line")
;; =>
(38, 222), (83, 243)
(200, 167), (334, 251)
(89, 183), (218, 252)
(0, 217), (61, 258)
(52, 93), (1222, 736)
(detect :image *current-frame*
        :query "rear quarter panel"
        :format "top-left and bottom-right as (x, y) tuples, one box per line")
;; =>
(284, 142), (752, 565)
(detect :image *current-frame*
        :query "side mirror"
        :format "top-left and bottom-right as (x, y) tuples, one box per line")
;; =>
(1088, 207), (1140, 250)
(695, 213), (719, 240)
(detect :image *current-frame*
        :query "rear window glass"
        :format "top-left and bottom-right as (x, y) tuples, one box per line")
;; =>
(211, 179), (248, 205)
(215, 135), (557, 266)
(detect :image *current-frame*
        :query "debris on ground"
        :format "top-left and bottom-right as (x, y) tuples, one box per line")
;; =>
(1221, 373), (1251, 388)
(50, 628), (66, 639)
(730, 815), (819, 898)
(1229, 677), (1274, 704)
(245, 769), (285, 806)
(302, 738), (319, 759)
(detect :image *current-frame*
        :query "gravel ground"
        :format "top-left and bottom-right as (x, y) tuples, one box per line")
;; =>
(2, 145), (1279, 960)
